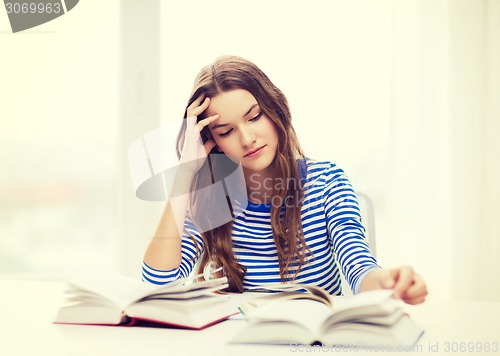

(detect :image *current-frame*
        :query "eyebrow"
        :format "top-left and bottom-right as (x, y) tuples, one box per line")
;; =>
(211, 103), (259, 130)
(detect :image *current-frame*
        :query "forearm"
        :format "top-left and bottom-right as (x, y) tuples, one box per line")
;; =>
(143, 172), (194, 270)
(359, 268), (383, 293)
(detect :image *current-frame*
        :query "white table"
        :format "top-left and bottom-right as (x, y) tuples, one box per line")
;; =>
(0, 279), (499, 356)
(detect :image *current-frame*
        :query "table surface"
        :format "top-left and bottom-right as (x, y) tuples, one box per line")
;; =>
(0, 278), (499, 356)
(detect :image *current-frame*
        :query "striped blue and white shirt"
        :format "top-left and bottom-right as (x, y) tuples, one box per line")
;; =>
(142, 159), (380, 295)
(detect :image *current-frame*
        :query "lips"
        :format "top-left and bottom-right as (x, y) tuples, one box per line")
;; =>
(244, 145), (266, 157)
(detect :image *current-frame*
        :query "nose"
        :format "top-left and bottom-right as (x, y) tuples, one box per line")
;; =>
(239, 127), (256, 147)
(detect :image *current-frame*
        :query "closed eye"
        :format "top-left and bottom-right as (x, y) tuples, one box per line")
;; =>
(218, 112), (263, 137)
(250, 112), (263, 122)
(219, 129), (233, 137)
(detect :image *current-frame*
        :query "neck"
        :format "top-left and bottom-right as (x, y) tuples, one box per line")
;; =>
(243, 165), (275, 204)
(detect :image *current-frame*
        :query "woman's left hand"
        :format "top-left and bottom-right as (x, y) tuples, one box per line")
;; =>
(362, 266), (428, 305)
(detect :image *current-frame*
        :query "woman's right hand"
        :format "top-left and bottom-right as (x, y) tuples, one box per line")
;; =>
(179, 93), (220, 174)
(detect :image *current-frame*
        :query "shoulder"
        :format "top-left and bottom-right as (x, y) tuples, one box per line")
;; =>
(301, 159), (357, 211)
(301, 158), (348, 184)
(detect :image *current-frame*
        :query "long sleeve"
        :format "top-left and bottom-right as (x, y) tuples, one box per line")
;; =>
(322, 163), (380, 294)
(141, 215), (204, 285)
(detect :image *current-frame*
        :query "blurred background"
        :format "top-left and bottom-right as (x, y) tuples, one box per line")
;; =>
(0, 0), (498, 301)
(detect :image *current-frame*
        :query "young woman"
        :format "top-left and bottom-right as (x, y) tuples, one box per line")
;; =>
(142, 55), (428, 305)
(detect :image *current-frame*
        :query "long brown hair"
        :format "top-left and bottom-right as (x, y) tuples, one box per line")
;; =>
(176, 55), (310, 292)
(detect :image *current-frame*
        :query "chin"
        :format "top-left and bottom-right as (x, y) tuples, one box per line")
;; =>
(242, 162), (270, 172)
(242, 154), (276, 172)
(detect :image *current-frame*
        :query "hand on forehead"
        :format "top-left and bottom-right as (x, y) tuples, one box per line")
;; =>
(206, 89), (259, 128)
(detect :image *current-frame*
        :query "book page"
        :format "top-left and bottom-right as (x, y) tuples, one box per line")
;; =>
(243, 282), (334, 309)
(246, 283), (331, 302)
(244, 299), (332, 337)
(140, 285), (229, 301)
(67, 275), (155, 309)
(144, 277), (228, 297)
(67, 275), (229, 310)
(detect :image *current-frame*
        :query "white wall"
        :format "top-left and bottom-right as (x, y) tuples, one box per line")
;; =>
(118, 0), (162, 278)
(159, 0), (500, 301)
(159, 0), (393, 260)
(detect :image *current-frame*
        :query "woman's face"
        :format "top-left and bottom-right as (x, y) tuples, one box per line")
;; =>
(206, 89), (279, 173)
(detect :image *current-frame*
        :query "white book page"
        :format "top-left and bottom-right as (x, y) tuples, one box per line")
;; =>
(146, 277), (228, 295)
(67, 275), (155, 309)
(332, 289), (395, 311)
(142, 285), (229, 300)
(245, 299), (332, 337)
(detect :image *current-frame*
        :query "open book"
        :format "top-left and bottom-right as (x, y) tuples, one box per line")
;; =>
(240, 282), (335, 310)
(54, 274), (237, 330)
(232, 287), (424, 348)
